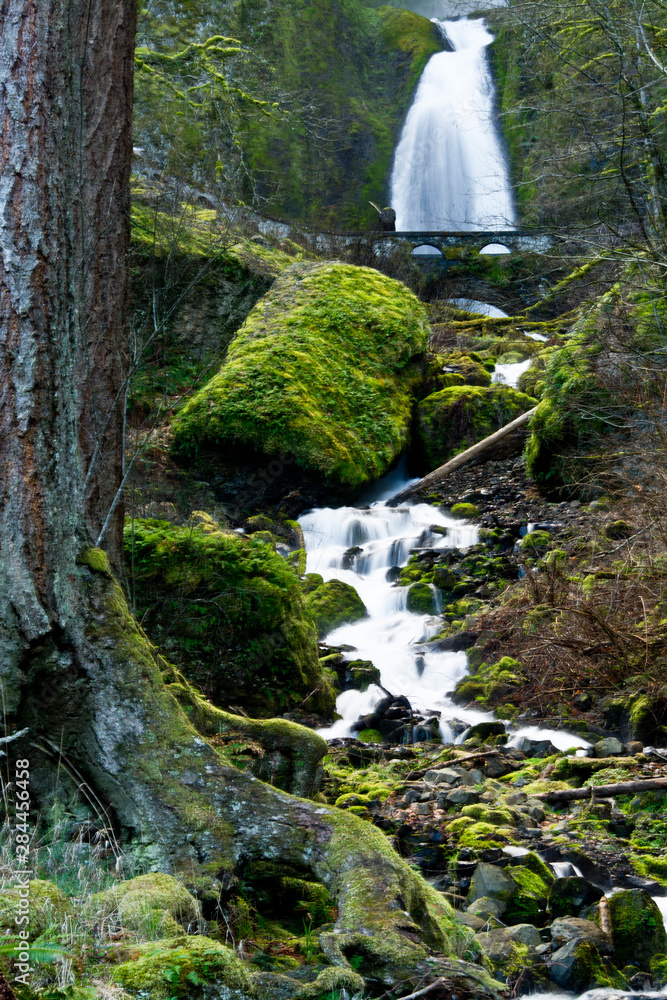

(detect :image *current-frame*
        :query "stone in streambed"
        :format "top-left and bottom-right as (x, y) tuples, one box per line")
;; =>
(548, 877), (604, 918)
(550, 916), (613, 955)
(468, 862), (517, 905)
(593, 736), (624, 757)
(608, 889), (667, 969)
(467, 895), (507, 920)
(548, 939), (627, 993)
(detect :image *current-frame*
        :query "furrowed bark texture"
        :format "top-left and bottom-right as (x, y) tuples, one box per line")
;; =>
(0, 0), (134, 691)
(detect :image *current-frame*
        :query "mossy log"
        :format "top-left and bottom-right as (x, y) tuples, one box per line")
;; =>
(533, 778), (667, 802)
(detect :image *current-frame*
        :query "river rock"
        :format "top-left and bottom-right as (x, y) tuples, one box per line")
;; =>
(467, 895), (507, 920)
(550, 916), (613, 955)
(466, 721), (506, 741)
(440, 787), (481, 807)
(548, 876), (604, 918)
(548, 939), (624, 992)
(608, 889), (667, 968)
(424, 768), (465, 785)
(468, 862), (517, 904)
(515, 737), (559, 758)
(429, 630), (478, 652)
(507, 923), (543, 947)
(593, 737), (624, 757)
(476, 927), (536, 972)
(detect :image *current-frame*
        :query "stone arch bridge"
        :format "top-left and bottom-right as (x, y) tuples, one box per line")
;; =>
(361, 229), (557, 255)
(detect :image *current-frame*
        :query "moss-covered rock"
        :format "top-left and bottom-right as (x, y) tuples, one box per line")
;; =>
(124, 516), (334, 717)
(416, 384), (536, 469)
(0, 880), (72, 940)
(94, 873), (201, 937)
(505, 864), (551, 925)
(113, 935), (252, 998)
(304, 576), (367, 638)
(452, 656), (526, 708)
(172, 262), (428, 491)
(548, 939), (627, 993)
(608, 889), (667, 968)
(407, 581), (437, 614)
(451, 503), (480, 520)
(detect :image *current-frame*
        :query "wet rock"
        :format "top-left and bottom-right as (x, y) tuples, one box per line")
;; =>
(608, 889), (667, 968)
(440, 787), (482, 807)
(548, 877), (604, 918)
(456, 911), (486, 931)
(625, 740), (644, 755)
(548, 939), (625, 992)
(550, 916), (613, 955)
(424, 768), (465, 785)
(468, 862), (517, 904)
(427, 630), (478, 652)
(593, 737), (624, 757)
(515, 736), (559, 758)
(466, 721), (506, 741)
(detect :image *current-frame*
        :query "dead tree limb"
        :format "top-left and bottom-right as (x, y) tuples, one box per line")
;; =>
(387, 406), (538, 507)
(533, 777), (667, 802)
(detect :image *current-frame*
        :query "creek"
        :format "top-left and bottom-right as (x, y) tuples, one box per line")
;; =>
(299, 470), (589, 753)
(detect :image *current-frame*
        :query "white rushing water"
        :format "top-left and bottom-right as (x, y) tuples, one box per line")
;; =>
(390, 17), (516, 231)
(300, 473), (591, 750)
(493, 357), (532, 388)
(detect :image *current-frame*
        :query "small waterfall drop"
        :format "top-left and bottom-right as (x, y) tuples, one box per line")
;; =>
(390, 17), (515, 232)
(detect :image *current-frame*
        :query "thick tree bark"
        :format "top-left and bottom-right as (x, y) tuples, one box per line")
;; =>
(0, 5), (498, 993)
(0, 0), (133, 693)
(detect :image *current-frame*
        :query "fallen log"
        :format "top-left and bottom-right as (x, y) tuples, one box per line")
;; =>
(387, 406), (538, 507)
(533, 777), (667, 803)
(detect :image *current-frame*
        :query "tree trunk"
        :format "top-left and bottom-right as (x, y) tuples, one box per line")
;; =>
(0, 5), (496, 992)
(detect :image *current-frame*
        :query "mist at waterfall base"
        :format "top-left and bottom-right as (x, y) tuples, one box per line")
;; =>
(390, 17), (515, 232)
(299, 471), (589, 752)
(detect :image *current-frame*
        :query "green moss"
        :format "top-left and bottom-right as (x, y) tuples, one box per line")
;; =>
(77, 547), (113, 577)
(305, 577), (367, 639)
(457, 821), (512, 850)
(124, 516), (334, 717)
(417, 384), (536, 469)
(608, 889), (667, 968)
(504, 865), (550, 925)
(407, 581), (437, 614)
(451, 503), (480, 520)
(113, 935), (251, 998)
(357, 728), (384, 743)
(452, 656), (526, 708)
(0, 880), (72, 940)
(519, 530), (551, 553)
(93, 873), (201, 937)
(172, 262), (428, 491)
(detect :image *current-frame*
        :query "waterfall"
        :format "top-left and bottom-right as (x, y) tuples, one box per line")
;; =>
(390, 17), (516, 232)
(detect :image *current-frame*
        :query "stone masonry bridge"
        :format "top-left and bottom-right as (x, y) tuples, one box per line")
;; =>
(363, 229), (558, 255)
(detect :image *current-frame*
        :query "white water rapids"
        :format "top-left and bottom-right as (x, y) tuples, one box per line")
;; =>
(299, 472), (589, 751)
(390, 17), (515, 231)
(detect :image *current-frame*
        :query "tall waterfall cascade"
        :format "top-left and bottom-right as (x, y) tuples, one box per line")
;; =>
(390, 17), (516, 232)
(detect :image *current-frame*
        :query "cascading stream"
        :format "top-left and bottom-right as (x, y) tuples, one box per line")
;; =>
(299, 471), (590, 752)
(390, 17), (516, 232)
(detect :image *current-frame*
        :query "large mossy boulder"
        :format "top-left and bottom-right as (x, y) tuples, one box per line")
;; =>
(416, 384), (536, 469)
(94, 874), (201, 936)
(304, 574), (367, 638)
(125, 516), (335, 717)
(171, 262), (428, 491)
(0, 880), (72, 939)
(608, 889), (667, 968)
